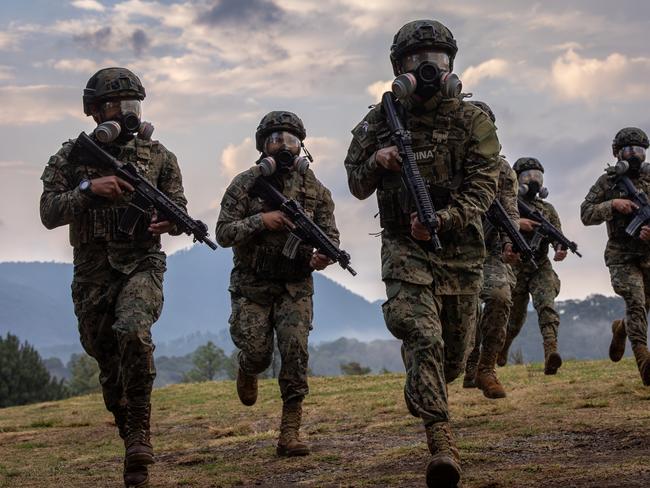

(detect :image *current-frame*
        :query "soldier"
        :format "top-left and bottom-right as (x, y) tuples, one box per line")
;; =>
(216, 111), (339, 456)
(344, 20), (500, 488)
(40, 68), (187, 488)
(462, 101), (520, 399)
(498, 158), (567, 374)
(581, 127), (650, 386)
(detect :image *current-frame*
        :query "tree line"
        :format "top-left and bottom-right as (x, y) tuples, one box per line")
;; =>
(0, 333), (376, 409)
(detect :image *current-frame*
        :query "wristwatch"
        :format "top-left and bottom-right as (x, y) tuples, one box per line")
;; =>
(79, 178), (93, 196)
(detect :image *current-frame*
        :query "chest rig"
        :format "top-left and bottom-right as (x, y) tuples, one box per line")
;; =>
(376, 99), (472, 234)
(245, 172), (319, 281)
(69, 137), (160, 247)
(603, 173), (650, 239)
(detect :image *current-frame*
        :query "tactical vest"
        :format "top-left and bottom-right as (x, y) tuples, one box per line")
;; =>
(604, 174), (635, 239)
(68, 137), (161, 247)
(376, 100), (473, 234)
(243, 172), (319, 282)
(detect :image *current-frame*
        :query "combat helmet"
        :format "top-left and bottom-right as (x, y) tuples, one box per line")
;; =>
(83, 67), (146, 115)
(469, 101), (495, 123)
(513, 157), (544, 174)
(612, 127), (649, 155)
(255, 111), (306, 152)
(390, 20), (458, 76)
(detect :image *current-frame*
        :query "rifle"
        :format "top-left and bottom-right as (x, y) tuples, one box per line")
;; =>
(75, 132), (218, 250)
(485, 199), (537, 268)
(381, 91), (442, 251)
(518, 198), (581, 257)
(252, 177), (357, 276)
(615, 174), (650, 238)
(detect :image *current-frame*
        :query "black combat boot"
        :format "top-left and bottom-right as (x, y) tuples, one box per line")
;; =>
(124, 398), (154, 488)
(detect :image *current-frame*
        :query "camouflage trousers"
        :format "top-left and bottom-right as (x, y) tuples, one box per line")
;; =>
(382, 279), (478, 425)
(229, 291), (313, 404)
(609, 262), (650, 346)
(467, 254), (515, 368)
(506, 259), (560, 345)
(71, 256), (164, 415)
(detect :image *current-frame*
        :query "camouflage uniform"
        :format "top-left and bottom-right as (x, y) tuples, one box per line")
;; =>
(40, 135), (186, 417)
(465, 157), (518, 381)
(581, 127), (650, 386)
(216, 165), (339, 404)
(345, 94), (500, 425)
(581, 170), (650, 347)
(504, 198), (562, 350)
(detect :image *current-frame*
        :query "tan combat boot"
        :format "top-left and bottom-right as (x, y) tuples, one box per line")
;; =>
(123, 401), (154, 488)
(462, 360), (477, 389)
(543, 340), (562, 375)
(277, 401), (310, 456)
(236, 367), (258, 406)
(632, 344), (650, 386)
(497, 335), (514, 367)
(425, 422), (461, 488)
(475, 351), (506, 399)
(609, 319), (627, 363)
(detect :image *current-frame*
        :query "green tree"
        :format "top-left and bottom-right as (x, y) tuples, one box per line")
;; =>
(183, 341), (227, 382)
(224, 349), (239, 380)
(0, 333), (68, 408)
(66, 353), (101, 396)
(340, 361), (371, 376)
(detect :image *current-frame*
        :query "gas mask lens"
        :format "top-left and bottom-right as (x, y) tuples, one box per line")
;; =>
(620, 146), (647, 163)
(400, 51), (450, 73)
(263, 131), (301, 156)
(518, 169), (544, 187)
(100, 100), (142, 132)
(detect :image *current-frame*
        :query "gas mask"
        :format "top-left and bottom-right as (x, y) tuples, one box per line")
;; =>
(518, 169), (548, 199)
(93, 100), (154, 143)
(614, 146), (650, 176)
(392, 51), (462, 101)
(257, 131), (311, 176)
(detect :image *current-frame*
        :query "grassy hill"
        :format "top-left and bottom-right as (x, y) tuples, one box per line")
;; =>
(1, 359), (650, 487)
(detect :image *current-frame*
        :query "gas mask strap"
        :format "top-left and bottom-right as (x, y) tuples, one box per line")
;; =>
(301, 142), (314, 163)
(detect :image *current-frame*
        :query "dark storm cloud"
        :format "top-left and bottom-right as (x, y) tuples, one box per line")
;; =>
(131, 29), (150, 56)
(199, 0), (284, 26)
(73, 26), (112, 50)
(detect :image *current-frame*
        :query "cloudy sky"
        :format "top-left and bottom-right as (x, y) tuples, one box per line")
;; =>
(1, 0), (650, 302)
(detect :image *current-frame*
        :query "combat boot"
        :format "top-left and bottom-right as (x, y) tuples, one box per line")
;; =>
(123, 459), (149, 488)
(236, 367), (258, 406)
(497, 335), (514, 367)
(475, 351), (506, 399)
(276, 401), (310, 456)
(632, 344), (650, 386)
(609, 319), (627, 362)
(543, 340), (562, 375)
(425, 422), (461, 488)
(462, 361), (477, 389)
(125, 400), (154, 468)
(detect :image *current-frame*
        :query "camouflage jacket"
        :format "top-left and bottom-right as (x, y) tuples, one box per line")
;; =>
(344, 95), (500, 294)
(216, 165), (339, 304)
(484, 155), (519, 256)
(517, 197), (562, 272)
(581, 170), (650, 266)
(40, 136), (187, 281)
